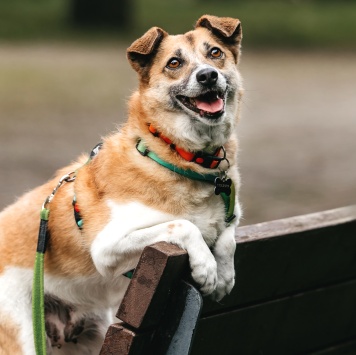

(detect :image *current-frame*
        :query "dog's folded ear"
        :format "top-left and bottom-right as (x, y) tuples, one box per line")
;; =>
(127, 27), (168, 77)
(196, 15), (242, 62)
(195, 15), (242, 41)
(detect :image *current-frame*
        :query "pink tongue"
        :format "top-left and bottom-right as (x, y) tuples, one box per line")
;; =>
(195, 98), (224, 113)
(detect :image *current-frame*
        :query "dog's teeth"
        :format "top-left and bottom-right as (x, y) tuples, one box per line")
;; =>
(190, 98), (196, 107)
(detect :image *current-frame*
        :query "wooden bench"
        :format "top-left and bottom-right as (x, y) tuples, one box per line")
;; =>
(100, 205), (356, 354)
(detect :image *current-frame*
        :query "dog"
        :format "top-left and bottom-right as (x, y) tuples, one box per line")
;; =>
(0, 15), (243, 354)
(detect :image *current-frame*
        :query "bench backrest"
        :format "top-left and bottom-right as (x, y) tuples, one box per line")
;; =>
(100, 205), (356, 354)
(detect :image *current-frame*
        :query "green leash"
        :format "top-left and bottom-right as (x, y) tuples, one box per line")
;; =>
(32, 173), (75, 355)
(31, 143), (134, 354)
(32, 207), (49, 355)
(136, 140), (236, 225)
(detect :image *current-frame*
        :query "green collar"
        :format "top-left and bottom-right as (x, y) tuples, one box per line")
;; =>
(137, 140), (219, 183)
(136, 139), (236, 225)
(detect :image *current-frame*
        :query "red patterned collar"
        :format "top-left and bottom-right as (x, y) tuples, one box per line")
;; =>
(148, 124), (225, 169)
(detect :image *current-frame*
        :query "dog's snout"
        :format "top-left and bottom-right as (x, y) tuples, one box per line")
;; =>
(196, 68), (218, 87)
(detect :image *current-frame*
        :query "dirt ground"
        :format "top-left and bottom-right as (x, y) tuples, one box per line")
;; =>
(0, 44), (355, 225)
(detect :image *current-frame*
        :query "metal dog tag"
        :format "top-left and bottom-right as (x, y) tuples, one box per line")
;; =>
(214, 176), (232, 196)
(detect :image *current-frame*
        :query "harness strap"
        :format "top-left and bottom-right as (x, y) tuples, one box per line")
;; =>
(137, 140), (218, 183)
(72, 143), (102, 230)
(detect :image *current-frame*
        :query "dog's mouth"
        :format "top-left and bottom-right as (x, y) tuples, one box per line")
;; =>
(176, 91), (225, 119)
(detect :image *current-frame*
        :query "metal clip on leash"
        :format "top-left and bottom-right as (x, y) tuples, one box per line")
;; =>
(32, 172), (75, 355)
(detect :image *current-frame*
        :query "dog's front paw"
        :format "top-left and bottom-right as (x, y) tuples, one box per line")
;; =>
(210, 225), (237, 301)
(189, 251), (218, 296)
(210, 266), (235, 302)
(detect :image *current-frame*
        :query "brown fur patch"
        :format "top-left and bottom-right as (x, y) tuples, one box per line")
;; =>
(0, 159), (96, 277)
(186, 33), (195, 46)
(0, 314), (22, 355)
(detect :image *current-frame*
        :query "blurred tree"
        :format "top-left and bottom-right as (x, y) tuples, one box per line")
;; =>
(70, 0), (133, 28)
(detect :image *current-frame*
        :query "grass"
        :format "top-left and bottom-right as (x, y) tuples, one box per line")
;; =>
(0, 0), (355, 49)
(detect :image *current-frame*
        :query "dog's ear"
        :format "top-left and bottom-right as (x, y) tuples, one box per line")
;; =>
(127, 27), (168, 77)
(195, 15), (242, 62)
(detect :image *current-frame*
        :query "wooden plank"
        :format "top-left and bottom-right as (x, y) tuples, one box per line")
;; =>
(203, 207), (356, 314)
(191, 279), (356, 354)
(99, 323), (153, 355)
(237, 205), (356, 242)
(117, 242), (188, 330)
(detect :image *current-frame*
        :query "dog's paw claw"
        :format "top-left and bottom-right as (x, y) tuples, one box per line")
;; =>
(210, 277), (235, 302)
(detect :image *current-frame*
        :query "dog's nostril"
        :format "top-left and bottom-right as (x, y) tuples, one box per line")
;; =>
(200, 74), (207, 82)
(196, 68), (218, 86)
(211, 71), (218, 79)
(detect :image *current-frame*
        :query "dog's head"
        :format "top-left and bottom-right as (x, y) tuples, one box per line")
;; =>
(127, 15), (243, 151)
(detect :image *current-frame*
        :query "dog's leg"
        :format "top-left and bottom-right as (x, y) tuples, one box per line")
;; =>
(92, 219), (218, 295)
(210, 199), (241, 301)
(210, 224), (237, 301)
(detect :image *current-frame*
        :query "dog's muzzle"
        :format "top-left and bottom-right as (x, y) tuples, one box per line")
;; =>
(176, 66), (227, 120)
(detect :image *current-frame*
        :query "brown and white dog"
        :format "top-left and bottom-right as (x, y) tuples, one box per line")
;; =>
(0, 15), (243, 354)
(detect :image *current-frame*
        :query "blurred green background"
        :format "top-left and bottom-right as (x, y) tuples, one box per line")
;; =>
(1, 0), (356, 49)
(0, 0), (355, 225)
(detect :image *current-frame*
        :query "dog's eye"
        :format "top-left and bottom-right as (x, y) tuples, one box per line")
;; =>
(166, 58), (181, 69)
(210, 47), (223, 59)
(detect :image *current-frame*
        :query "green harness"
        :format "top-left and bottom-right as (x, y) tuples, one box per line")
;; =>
(32, 140), (236, 354)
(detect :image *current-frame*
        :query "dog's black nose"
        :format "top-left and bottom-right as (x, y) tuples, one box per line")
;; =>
(196, 68), (218, 87)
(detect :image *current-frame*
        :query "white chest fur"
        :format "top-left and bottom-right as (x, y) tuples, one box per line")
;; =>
(90, 195), (239, 294)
